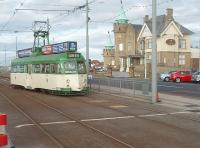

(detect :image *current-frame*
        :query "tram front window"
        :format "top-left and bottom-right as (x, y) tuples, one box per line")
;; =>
(78, 62), (86, 74)
(63, 61), (77, 74)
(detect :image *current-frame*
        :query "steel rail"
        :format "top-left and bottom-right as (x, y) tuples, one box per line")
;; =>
(0, 80), (135, 148)
(0, 85), (66, 148)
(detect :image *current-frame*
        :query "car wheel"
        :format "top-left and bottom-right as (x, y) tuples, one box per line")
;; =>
(164, 77), (169, 82)
(175, 78), (181, 83)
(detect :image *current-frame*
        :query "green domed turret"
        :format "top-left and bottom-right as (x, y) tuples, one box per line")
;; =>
(115, 4), (128, 24)
(104, 31), (114, 49)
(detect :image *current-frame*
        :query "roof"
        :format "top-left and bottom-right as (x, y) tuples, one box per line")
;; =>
(115, 6), (128, 24)
(11, 52), (85, 65)
(104, 32), (115, 49)
(146, 15), (193, 35)
(131, 24), (143, 33)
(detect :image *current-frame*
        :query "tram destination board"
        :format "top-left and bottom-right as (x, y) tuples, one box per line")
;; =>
(17, 48), (32, 58)
(68, 53), (80, 58)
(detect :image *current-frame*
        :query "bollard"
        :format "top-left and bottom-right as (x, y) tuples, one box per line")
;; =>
(0, 114), (8, 146)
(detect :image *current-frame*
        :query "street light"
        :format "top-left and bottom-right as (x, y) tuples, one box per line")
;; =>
(151, 0), (157, 103)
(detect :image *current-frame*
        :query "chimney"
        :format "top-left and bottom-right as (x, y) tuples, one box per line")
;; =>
(166, 8), (174, 21)
(143, 15), (149, 24)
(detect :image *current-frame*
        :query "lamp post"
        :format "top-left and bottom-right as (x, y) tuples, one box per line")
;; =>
(86, 0), (89, 74)
(151, 0), (157, 103)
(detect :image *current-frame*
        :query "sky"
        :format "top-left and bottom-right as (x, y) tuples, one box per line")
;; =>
(0, 0), (200, 66)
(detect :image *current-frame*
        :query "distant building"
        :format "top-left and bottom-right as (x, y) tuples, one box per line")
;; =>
(103, 32), (115, 68)
(137, 8), (193, 70)
(103, 7), (194, 73)
(190, 48), (200, 71)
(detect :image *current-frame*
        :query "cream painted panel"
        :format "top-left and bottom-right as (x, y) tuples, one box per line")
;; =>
(10, 73), (27, 86)
(10, 73), (87, 91)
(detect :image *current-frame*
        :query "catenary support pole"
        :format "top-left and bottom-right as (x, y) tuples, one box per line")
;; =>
(151, 0), (157, 103)
(86, 0), (89, 74)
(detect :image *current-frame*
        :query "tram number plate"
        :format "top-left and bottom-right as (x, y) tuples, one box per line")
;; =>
(68, 53), (80, 58)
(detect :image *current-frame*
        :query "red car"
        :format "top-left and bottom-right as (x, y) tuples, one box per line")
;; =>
(170, 71), (192, 83)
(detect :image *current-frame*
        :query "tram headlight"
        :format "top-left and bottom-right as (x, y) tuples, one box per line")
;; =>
(66, 79), (70, 87)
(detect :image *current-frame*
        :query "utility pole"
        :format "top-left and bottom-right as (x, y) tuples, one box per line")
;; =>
(86, 0), (89, 74)
(199, 40), (200, 71)
(152, 0), (157, 103)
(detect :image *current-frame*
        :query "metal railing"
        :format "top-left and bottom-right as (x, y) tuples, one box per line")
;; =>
(89, 77), (151, 99)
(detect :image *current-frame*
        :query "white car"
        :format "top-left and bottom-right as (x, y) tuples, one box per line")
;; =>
(160, 71), (175, 82)
(192, 71), (200, 83)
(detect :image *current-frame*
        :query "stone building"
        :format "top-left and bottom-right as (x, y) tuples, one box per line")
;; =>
(137, 8), (193, 71)
(103, 32), (115, 68)
(113, 7), (142, 72)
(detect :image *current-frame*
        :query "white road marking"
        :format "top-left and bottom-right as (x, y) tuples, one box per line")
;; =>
(81, 116), (136, 122)
(139, 113), (167, 117)
(15, 124), (35, 128)
(109, 105), (128, 108)
(15, 111), (194, 128)
(40, 121), (76, 125)
(158, 84), (183, 89)
(169, 111), (192, 115)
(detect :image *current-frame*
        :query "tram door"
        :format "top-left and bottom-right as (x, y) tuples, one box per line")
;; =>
(26, 64), (32, 89)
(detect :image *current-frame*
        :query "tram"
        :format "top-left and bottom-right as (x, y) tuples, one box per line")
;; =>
(10, 42), (89, 95)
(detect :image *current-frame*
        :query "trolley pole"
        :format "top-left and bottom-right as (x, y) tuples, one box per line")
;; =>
(86, 0), (89, 74)
(151, 0), (157, 103)
(16, 36), (18, 58)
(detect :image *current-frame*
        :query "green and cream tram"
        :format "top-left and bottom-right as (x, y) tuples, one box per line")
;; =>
(11, 45), (89, 95)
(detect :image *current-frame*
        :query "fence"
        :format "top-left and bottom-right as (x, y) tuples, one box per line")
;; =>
(89, 78), (151, 99)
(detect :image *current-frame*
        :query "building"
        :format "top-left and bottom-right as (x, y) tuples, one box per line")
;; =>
(137, 8), (193, 70)
(103, 32), (115, 68)
(103, 5), (142, 72)
(190, 47), (200, 71)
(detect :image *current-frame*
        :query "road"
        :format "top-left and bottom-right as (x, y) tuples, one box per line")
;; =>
(158, 81), (200, 100)
(1, 77), (200, 148)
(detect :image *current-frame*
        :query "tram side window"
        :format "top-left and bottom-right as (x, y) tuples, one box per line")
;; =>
(17, 65), (25, 73)
(41, 64), (45, 73)
(33, 64), (41, 73)
(12, 66), (17, 73)
(50, 64), (57, 74)
(45, 64), (50, 73)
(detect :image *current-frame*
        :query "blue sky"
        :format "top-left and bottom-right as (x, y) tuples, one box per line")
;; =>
(0, 0), (200, 65)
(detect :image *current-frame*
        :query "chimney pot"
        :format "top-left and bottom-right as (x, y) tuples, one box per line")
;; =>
(144, 15), (149, 23)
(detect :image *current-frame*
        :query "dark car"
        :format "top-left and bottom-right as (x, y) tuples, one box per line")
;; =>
(170, 71), (192, 83)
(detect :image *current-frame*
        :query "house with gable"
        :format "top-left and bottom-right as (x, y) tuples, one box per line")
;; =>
(137, 8), (193, 70)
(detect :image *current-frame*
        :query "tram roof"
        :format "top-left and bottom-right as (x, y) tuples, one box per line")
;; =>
(11, 52), (84, 65)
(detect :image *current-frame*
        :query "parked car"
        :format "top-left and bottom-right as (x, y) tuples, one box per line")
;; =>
(160, 71), (175, 82)
(170, 71), (192, 83)
(192, 71), (200, 83)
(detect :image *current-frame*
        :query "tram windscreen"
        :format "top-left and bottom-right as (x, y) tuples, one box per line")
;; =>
(77, 62), (86, 74)
(63, 61), (77, 74)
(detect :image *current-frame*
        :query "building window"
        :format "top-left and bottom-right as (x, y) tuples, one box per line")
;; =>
(179, 39), (186, 49)
(164, 57), (166, 64)
(179, 55), (185, 65)
(119, 43), (123, 51)
(141, 40), (145, 50)
(146, 39), (152, 49)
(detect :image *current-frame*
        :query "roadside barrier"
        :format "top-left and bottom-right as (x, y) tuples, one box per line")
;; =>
(0, 114), (8, 146)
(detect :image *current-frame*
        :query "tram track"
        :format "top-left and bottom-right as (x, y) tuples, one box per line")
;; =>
(0, 79), (136, 148)
(0, 88), (66, 148)
(2, 78), (200, 138)
(1, 77), (200, 125)
(1, 78), (200, 146)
